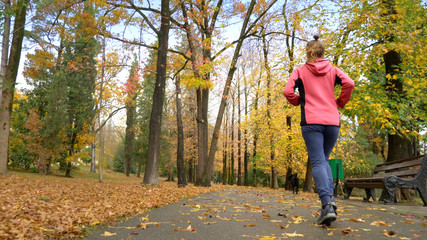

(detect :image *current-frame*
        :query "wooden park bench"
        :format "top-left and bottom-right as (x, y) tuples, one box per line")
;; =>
(344, 155), (426, 206)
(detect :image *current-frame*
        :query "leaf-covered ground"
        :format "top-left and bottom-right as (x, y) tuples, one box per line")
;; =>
(0, 171), (225, 239)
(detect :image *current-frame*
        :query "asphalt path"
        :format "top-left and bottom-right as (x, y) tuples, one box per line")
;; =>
(85, 186), (427, 240)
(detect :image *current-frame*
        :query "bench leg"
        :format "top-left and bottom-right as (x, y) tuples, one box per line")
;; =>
(383, 176), (397, 204)
(363, 188), (376, 202)
(344, 187), (353, 199)
(416, 184), (427, 207)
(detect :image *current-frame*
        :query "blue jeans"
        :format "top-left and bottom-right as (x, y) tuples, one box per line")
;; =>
(301, 125), (340, 206)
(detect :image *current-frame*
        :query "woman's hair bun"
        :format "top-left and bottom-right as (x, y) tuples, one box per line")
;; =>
(313, 34), (320, 40)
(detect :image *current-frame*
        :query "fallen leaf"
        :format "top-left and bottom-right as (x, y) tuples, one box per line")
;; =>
(90, 222), (101, 226)
(341, 227), (358, 235)
(348, 218), (366, 223)
(280, 224), (290, 229)
(282, 231), (304, 237)
(101, 231), (116, 236)
(371, 221), (388, 227)
(270, 220), (282, 223)
(137, 223), (147, 229)
(401, 220), (414, 224)
(412, 233), (422, 237)
(204, 221), (216, 225)
(290, 216), (307, 224)
(381, 229), (397, 237)
(244, 224), (257, 227)
(187, 225), (196, 231)
(328, 232), (334, 236)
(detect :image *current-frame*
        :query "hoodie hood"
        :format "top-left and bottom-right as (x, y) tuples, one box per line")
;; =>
(305, 59), (332, 76)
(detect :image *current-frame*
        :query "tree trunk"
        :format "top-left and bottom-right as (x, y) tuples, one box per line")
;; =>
(137, 161), (141, 178)
(228, 97), (235, 185)
(387, 135), (411, 162)
(124, 102), (135, 176)
(90, 142), (96, 172)
(195, 87), (209, 185)
(222, 110), (228, 185)
(98, 37), (106, 183)
(243, 79), (249, 186)
(261, 26), (278, 189)
(237, 80), (242, 186)
(175, 76), (186, 187)
(380, 0), (411, 162)
(188, 156), (193, 183)
(284, 116), (293, 190)
(303, 157), (314, 192)
(143, 0), (170, 185)
(0, 0), (11, 103)
(252, 73), (262, 187)
(0, 0), (28, 175)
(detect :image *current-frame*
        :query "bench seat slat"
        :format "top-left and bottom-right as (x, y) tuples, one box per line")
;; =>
(343, 155), (426, 205)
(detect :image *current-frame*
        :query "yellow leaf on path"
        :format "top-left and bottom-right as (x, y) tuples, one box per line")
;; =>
(141, 214), (149, 221)
(348, 218), (366, 223)
(280, 224), (290, 229)
(244, 224), (257, 227)
(90, 221), (101, 226)
(101, 231), (116, 236)
(204, 221), (216, 225)
(328, 232), (334, 236)
(282, 231), (304, 237)
(291, 215), (307, 224)
(370, 221), (388, 226)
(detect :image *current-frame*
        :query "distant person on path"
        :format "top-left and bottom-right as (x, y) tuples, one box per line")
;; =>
(283, 35), (355, 226)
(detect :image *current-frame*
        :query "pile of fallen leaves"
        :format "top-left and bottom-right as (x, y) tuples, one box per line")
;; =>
(0, 172), (225, 239)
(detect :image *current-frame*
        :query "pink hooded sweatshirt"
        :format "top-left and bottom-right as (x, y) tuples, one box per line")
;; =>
(283, 59), (354, 126)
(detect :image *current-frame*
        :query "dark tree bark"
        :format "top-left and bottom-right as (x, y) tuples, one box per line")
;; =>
(175, 76), (186, 187)
(1, 0), (11, 92)
(124, 102), (136, 176)
(0, 0), (28, 174)
(228, 95), (235, 185)
(243, 74), (249, 186)
(284, 116), (293, 190)
(380, 0), (411, 162)
(252, 69), (263, 187)
(222, 109), (228, 185)
(143, 0), (170, 185)
(261, 27), (278, 189)
(303, 157), (314, 192)
(237, 80), (242, 186)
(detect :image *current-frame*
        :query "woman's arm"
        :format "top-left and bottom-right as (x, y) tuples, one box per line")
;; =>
(284, 70), (300, 106)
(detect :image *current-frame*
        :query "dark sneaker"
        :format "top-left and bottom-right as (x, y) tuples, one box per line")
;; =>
(330, 196), (337, 215)
(317, 203), (337, 226)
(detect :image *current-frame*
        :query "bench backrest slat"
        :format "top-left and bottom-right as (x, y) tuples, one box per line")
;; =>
(371, 155), (424, 179)
(374, 158), (422, 173)
(373, 168), (421, 178)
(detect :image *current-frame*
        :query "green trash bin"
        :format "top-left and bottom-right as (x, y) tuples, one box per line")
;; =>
(329, 159), (344, 197)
